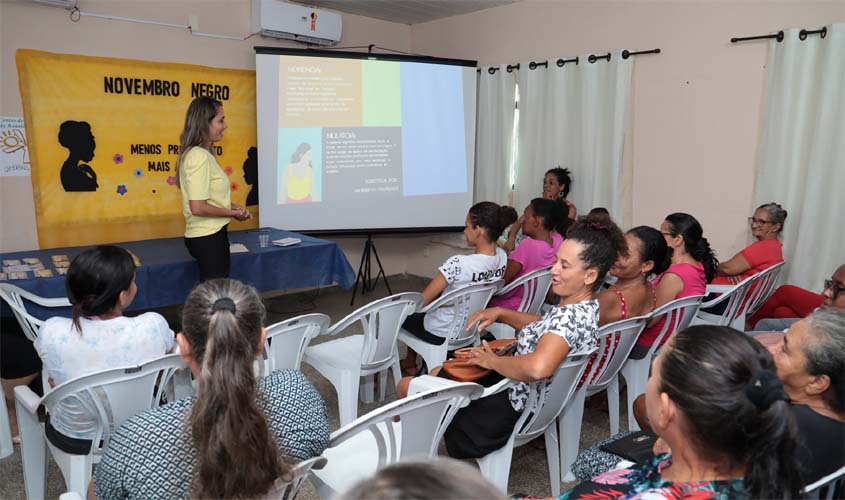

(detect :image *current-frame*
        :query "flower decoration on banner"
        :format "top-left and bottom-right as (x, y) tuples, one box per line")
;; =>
(224, 166), (233, 175)
(134, 168), (143, 177)
(166, 176), (177, 186)
(116, 184), (127, 196)
(230, 182), (238, 191)
(113, 153), (124, 164)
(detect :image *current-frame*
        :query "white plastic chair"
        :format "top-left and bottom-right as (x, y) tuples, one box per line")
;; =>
(258, 313), (330, 376)
(803, 465), (845, 500)
(557, 315), (649, 481)
(0, 388), (13, 459)
(742, 262), (785, 327)
(273, 455), (328, 500)
(694, 274), (756, 330)
(14, 354), (189, 499)
(0, 284), (71, 343)
(487, 266), (553, 339)
(309, 382), (483, 498)
(475, 348), (595, 497)
(398, 280), (502, 373)
(619, 295), (704, 431)
(0, 283), (71, 459)
(303, 292), (424, 427)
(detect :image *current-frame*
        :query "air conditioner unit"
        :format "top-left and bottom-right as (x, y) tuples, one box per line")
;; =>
(251, 0), (341, 46)
(29, 0), (75, 8)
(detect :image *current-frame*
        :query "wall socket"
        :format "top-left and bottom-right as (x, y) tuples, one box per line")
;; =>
(422, 245), (430, 257)
(188, 14), (199, 31)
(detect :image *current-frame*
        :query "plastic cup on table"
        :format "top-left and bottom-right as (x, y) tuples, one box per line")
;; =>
(258, 230), (271, 248)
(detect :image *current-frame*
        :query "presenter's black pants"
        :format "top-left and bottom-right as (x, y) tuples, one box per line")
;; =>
(184, 224), (230, 282)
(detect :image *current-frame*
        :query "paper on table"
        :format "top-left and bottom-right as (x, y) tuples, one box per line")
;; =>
(272, 238), (302, 247)
(230, 243), (249, 253)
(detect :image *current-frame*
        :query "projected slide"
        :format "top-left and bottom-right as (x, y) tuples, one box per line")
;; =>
(277, 56), (467, 204)
(255, 48), (477, 233)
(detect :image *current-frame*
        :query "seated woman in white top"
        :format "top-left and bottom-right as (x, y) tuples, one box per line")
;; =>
(34, 245), (174, 453)
(400, 201), (517, 374)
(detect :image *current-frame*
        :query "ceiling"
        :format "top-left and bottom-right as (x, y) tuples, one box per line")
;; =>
(291, 0), (519, 25)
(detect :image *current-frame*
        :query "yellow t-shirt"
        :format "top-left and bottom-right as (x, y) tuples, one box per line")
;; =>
(179, 146), (231, 238)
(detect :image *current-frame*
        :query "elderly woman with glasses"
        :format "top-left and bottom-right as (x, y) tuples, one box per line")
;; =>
(711, 202), (787, 285)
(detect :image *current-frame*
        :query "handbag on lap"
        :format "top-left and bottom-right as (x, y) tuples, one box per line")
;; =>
(441, 338), (517, 382)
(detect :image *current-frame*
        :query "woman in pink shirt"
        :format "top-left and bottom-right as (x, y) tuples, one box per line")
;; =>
(712, 202), (786, 285)
(628, 213), (718, 359)
(489, 198), (567, 311)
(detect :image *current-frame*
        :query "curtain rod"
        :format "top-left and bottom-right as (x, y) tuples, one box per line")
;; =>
(480, 48), (659, 74)
(731, 26), (827, 44)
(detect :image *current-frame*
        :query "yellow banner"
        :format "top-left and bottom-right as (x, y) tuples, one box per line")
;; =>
(16, 49), (259, 249)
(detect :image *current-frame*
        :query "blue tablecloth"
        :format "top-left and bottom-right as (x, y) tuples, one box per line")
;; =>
(0, 228), (354, 319)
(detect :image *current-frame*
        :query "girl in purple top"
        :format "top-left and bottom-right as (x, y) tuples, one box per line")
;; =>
(629, 213), (718, 359)
(490, 198), (568, 311)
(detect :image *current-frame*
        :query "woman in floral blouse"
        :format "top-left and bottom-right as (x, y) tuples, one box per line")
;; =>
(558, 325), (803, 500)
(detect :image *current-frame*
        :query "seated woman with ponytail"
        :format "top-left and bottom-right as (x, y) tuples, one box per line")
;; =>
(559, 325), (803, 500)
(488, 198), (567, 311)
(628, 213), (717, 360)
(400, 201), (517, 374)
(94, 279), (330, 500)
(572, 227), (668, 389)
(596, 226), (669, 326)
(503, 167), (575, 253)
(34, 245), (174, 454)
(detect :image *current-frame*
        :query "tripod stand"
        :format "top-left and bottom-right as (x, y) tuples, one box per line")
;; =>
(350, 234), (392, 305)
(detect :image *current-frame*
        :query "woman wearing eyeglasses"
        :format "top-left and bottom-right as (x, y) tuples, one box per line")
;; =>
(750, 264), (845, 331)
(711, 203), (787, 285)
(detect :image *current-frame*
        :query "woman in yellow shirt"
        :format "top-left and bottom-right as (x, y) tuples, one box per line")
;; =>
(176, 97), (250, 281)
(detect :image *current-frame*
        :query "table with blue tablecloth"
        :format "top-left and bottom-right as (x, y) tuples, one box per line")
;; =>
(0, 228), (354, 319)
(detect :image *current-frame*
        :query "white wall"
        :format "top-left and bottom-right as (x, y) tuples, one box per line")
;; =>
(412, 0), (844, 260)
(2, 0), (843, 279)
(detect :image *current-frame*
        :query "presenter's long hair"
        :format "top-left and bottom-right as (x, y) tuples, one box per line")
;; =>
(175, 97), (223, 188)
(181, 279), (290, 498)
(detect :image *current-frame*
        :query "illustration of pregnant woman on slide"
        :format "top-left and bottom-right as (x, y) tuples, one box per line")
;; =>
(283, 142), (319, 203)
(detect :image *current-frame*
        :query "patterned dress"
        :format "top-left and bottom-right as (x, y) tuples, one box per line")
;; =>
(94, 369), (330, 500)
(444, 299), (599, 458)
(560, 453), (749, 499)
(510, 299), (600, 411)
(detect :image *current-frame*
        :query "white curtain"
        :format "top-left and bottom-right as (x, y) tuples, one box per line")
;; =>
(753, 23), (845, 290)
(474, 65), (516, 206)
(513, 54), (633, 219)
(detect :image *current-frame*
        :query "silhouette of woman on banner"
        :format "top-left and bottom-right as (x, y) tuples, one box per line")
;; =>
(59, 120), (98, 192)
(243, 146), (259, 206)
